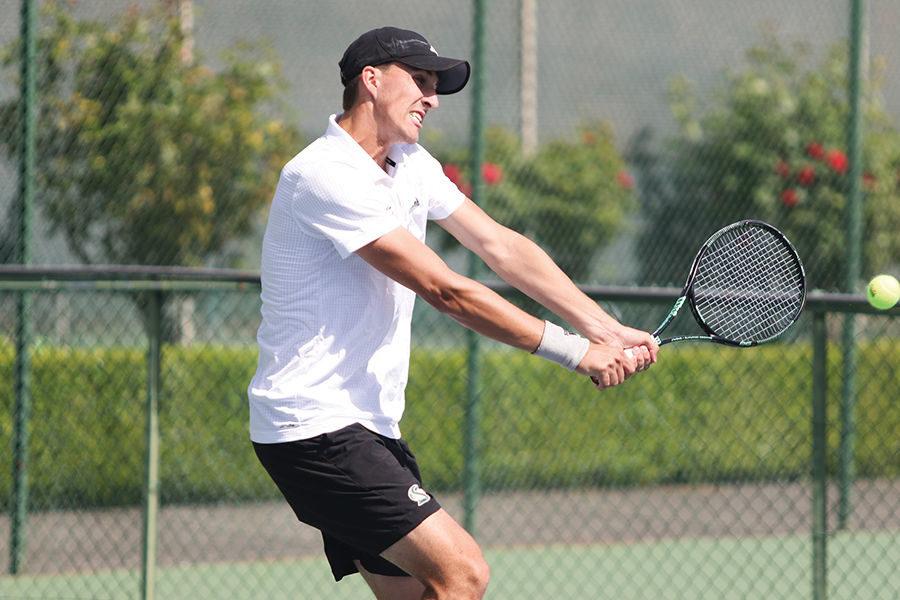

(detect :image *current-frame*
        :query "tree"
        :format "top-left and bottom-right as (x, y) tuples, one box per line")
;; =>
(0, 1), (302, 267)
(635, 32), (900, 290)
(434, 122), (637, 283)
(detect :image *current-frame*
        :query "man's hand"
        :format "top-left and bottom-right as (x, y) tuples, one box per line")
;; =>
(614, 325), (659, 371)
(575, 343), (637, 389)
(579, 322), (658, 372)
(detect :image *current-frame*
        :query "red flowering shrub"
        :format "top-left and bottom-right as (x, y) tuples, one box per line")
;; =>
(481, 162), (503, 185)
(806, 142), (825, 160)
(781, 188), (799, 207)
(617, 170), (635, 190)
(775, 160), (791, 179)
(796, 166), (816, 187)
(638, 34), (900, 289)
(443, 163), (462, 186)
(434, 123), (635, 281)
(826, 149), (849, 174)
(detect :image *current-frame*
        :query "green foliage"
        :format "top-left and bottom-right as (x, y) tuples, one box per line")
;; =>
(0, 1), (302, 266)
(1, 339), (897, 510)
(431, 122), (636, 282)
(636, 32), (900, 289)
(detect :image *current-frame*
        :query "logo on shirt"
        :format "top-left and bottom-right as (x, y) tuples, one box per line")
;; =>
(407, 484), (431, 507)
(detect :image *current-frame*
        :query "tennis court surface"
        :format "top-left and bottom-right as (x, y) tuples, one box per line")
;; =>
(2, 482), (897, 599)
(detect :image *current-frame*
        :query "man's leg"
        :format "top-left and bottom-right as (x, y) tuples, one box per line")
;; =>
(373, 509), (490, 600)
(356, 562), (426, 600)
(254, 429), (487, 597)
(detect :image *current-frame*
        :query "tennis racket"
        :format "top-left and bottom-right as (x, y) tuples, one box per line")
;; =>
(647, 219), (806, 347)
(592, 220), (804, 386)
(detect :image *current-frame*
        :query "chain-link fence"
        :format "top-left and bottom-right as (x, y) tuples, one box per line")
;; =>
(0, 272), (897, 599)
(1, 0), (899, 284)
(1, 0), (899, 598)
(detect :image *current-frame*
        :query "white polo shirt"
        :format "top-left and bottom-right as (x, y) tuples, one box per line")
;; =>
(248, 114), (466, 443)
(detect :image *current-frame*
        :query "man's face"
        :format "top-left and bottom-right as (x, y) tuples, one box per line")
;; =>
(372, 63), (440, 144)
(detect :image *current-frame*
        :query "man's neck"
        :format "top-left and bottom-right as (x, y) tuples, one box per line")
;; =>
(337, 109), (391, 170)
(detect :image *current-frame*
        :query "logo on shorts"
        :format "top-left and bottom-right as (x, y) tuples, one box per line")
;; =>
(407, 484), (431, 507)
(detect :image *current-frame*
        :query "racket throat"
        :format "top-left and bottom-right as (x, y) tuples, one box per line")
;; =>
(652, 296), (687, 338)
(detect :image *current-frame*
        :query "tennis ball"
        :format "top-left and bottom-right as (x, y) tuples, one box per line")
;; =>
(866, 274), (900, 310)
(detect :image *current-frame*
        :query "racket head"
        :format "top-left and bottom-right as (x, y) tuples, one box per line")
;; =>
(683, 220), (806, 346)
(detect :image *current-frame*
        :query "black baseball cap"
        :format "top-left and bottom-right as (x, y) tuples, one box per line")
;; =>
(339, 27), (470, 95)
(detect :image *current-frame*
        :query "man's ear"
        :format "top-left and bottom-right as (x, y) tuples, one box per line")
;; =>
(360, 65), (381, 99)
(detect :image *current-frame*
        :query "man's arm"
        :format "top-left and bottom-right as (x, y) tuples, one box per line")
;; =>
(355, 227), (636, 387)
(437, 198), (658, 364)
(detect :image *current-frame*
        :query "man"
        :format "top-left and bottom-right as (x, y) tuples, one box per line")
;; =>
(249, 26), (658, 600)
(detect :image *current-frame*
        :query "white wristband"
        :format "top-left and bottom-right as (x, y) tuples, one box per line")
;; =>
(533, 321), (590, 371)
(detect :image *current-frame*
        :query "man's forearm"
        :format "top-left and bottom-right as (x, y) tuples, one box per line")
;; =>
(479, 229), (622, 342)
(420, 271), (546, 351)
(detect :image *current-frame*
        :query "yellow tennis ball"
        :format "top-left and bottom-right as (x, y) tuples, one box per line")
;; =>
(866, 274), (900, 310)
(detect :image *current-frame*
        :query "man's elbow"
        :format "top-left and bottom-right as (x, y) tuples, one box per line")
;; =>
(479, 230), (521, 272)
(420, 276), (472, 316)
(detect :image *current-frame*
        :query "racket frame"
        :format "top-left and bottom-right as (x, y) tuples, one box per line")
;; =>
(653, 219), (806, 347)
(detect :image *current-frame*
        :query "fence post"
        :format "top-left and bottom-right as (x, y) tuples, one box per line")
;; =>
(812, 311), (828, 600)
(519, 0), (538, 156)
(11, 289), (31, 576)
(10, 0), (37, 576)
(463, 0), (487, 536)
(141, 291), (162, 600)
(838, 0), (866, 531)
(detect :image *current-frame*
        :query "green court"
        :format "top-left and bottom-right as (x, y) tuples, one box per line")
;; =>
(2, 531), (896, 600)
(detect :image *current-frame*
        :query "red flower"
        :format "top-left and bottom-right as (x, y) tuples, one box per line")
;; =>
(617, 170), (635, 190)
(796, 166), (816, 187)
(826, 149), (849, 174)
(806, 142), (825, 160)
(781, 188), (799, 207)
(481, 162), (503, 185)
(775, 160), (791, 179)
(862, 171), (877, 190)
(443, 163), (462, 186)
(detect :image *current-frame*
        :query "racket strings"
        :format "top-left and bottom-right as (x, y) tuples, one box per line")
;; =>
(692, 225), (804, 343)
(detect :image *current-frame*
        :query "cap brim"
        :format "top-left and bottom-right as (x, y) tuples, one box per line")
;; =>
(396, 55), (471, 95)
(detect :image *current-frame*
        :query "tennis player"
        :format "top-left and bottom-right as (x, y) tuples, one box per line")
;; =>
(248, 26), (659, 600)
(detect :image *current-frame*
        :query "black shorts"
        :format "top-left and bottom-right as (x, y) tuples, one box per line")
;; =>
(252, 423), (441, 581)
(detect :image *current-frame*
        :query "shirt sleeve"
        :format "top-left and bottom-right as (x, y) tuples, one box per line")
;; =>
(292, 161), (403, 259)
(414, 146), (467, 220)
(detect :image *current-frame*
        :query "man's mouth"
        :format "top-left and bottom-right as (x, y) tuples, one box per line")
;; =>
(409, 112), (424, 126)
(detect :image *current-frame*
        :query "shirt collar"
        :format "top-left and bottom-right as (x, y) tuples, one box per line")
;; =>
(325, 114), (407, 181)
(325, 114), (392, 181)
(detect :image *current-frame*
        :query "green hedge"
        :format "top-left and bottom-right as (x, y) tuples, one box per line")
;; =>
(1, 340), (897, 510)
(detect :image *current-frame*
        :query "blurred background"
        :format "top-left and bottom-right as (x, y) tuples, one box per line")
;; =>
(0, 1), (897, 599)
